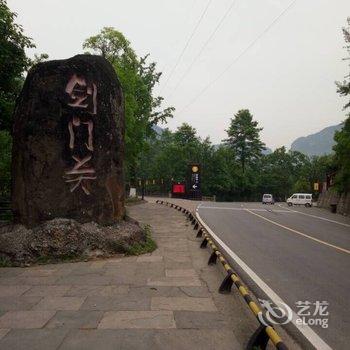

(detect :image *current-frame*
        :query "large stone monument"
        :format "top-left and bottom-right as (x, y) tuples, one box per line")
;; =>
(11, 55), (125, 227)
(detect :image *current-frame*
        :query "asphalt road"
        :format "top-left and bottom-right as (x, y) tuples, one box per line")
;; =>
(197, 202), (350, 350)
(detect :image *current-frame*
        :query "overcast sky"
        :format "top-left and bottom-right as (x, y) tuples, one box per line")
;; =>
(8, 0), (350, 149)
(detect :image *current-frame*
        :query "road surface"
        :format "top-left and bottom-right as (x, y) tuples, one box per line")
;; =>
(197, 202), (350, 350)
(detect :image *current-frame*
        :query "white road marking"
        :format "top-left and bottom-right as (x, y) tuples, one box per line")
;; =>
(277, 204), (350, 228)
(195, 207), (332, 350)
(245, 209), (350, 254)
(199, 206), (292, 213)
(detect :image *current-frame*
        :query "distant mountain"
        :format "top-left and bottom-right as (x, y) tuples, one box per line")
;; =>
(152, 123), (344, 158)
(290, 123), (343, 157)
(152, 125), (164, 135)
(262, 147), (272, 155)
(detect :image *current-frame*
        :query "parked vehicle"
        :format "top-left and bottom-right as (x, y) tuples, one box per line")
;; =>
(262, 194), (275, 204)
(287, 193), (312, 207)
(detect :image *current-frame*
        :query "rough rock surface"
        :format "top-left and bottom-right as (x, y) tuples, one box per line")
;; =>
(12, 54), (125, 227)
(0, 217), (144, 265)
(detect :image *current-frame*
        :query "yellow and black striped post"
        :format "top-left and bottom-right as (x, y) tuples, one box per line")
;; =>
(196, 227), (204, 238)
(155, 201), (288, 350)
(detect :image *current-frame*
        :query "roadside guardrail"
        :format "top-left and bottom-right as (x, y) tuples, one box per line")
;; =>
(156, 199), (288, 350)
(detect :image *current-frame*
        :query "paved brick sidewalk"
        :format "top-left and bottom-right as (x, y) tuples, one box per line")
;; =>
(146, 199), (303, 350)
(0, 202), (257, 349)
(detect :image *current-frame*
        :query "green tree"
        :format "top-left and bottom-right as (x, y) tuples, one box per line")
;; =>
(0, 1), (47, 197)
(335, 17), (350, 111)
(153, 123), (201, 182)
(223, 109), (265, 172)
(299, 155), (334, 193)
(173, 123), (198, 145)
(258, 147), (312, 200)
(136, 120), (339, 201)
(205, 146), (238, 200)
(259, 147), (293, 199)
(137, 123), (218, 196)
(0, 0), (35, 131)
(333, 18), (350, 193)
(333, 117), (350, 192)
(83, 27), (174, 182)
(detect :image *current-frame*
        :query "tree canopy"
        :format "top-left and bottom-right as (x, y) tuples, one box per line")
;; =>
(333, 119), (350, 192)
(223, 109), (265, 172)
(137, 116), (335, 201)
(0, 4), (348, 203)
(0, 0), (35, 131)
(335, 17), (350, 111)
(0, 0), (36, 195)
(83, 27), (174, 182)
(333, 18), (350, 193)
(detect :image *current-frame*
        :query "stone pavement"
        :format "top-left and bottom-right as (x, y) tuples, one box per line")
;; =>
(0, 202), (260, 349)
(145, 199), (303, 350)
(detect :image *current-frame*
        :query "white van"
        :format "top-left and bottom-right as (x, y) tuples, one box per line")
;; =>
(262, 194), (275, 204)
(287, 193), (312, 207)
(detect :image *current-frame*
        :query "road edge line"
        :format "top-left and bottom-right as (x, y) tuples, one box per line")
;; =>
(195, 206), (332, 350)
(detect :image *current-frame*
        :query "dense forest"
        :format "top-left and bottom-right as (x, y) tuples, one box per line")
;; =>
(134, 118), (337, 201)
(0, 0), (349, 202)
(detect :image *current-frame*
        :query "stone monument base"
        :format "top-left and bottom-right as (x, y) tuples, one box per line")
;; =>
(0, 217), (149, 266)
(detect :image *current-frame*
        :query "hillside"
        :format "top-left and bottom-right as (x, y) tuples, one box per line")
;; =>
(152, 124), (164, 135)
(152, 123), (344, 157)
(290, 123), (343, 156)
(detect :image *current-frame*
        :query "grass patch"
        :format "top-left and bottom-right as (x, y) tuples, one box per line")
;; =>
(36, 252), (81, 265)
(0, 256), (14, 267)
(125, 225), (157, 256)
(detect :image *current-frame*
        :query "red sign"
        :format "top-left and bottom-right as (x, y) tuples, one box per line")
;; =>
(172, 183), (185, 194)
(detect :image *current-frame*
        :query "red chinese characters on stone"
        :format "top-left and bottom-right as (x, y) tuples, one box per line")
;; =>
(65, 155), (96, 195)
(65, 74), (97, 114)
(68, 116), (94, 151)
(64, 74), (97, 195)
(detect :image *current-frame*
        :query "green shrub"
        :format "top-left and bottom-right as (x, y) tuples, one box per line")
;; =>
(125, 225), (157, 255)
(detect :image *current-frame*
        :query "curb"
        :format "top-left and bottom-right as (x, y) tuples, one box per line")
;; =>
(155, 200), (288, 350)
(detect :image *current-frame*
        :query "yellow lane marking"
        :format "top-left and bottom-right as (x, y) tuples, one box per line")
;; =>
(245, 209), (350, 255)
